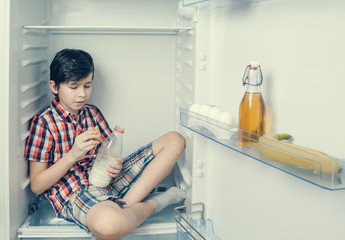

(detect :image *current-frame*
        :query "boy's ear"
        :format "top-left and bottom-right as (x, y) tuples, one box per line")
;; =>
(49, 80), (58, 95)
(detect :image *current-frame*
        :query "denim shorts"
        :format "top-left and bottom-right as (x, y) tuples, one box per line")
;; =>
(59, 142), (154, 233)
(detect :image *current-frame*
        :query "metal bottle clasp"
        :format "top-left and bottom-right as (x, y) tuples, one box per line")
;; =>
(242, 64), (264, 86)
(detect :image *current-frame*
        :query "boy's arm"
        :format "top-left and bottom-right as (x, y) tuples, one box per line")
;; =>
(30, 152), (76, 195)
(29, 130), (100, 195)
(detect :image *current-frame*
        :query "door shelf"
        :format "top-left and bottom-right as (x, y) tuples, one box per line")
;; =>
(175, 203), (220, 240)
(182, 0), (260, 8)
(179, 107), (345, 190)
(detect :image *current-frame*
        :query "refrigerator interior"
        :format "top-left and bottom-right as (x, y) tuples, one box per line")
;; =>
(7, 0), (197, 239)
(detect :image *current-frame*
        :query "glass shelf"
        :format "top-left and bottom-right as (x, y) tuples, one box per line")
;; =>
(22, 26), (192, 35)
(180, 107), (345, 190)
(175, 203), (221, 240)
(182, 0), (260, 8)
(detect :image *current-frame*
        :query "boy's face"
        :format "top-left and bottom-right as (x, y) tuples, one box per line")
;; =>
(49, 73), (93, 116)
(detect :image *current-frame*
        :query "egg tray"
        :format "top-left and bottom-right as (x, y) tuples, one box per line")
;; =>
(180, 107), (236, 140)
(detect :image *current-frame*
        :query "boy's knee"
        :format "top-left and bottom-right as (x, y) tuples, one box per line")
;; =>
(90, 217), (129, 240)
(153, 131), (185, 158)
(167, 131), (185, 150)
(87, 203), (131, 240)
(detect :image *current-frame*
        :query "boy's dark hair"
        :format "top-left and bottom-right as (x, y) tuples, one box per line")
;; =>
(50, 48), (95, 92)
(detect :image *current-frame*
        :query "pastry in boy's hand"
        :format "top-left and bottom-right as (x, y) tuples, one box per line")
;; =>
(88, 126), (101, 141)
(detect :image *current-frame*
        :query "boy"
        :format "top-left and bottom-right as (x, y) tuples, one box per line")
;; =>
(25, 49), (186, 240)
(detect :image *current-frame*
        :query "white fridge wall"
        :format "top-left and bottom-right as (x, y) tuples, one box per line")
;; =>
(47, 0), (179, 157)
(204, 142), (345, 240)
(49, 34), (176, 156)
(192, 0), (345, 239)
(47, 0), (178, 27)
(0, 0), (9, 238)
(5, 0), (49, 239)
(208, 0), (345, 158)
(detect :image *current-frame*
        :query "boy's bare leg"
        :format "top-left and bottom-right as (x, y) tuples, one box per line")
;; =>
(87, 200), (155, 240)
(86, 131), (185, 239)
(122, 131), (185, 206)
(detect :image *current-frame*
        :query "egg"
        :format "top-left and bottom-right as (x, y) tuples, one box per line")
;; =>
(207, 107), (221, 120)
(188, 103), (200, 114)
(198, 104), (211, 116)
(218, 111), (234, 126)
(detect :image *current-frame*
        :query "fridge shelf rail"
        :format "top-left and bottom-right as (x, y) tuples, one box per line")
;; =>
(179, 107), (345, 190)
(182, 0), (261, 8)
(22, 26), (193, 35)
(18, 195), (179, 239)
(174, 203), (220, 240)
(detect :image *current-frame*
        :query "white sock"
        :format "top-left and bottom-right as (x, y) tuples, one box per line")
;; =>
(146, 187), (186, 213)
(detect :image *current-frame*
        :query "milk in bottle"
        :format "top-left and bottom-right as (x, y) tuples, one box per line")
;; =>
(89, 126), (124, 187)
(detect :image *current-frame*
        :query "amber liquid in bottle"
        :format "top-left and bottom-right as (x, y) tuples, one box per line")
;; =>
(238, 92), (266, 147)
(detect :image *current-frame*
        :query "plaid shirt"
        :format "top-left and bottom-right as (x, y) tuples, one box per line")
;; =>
(24, 97), (112, 214)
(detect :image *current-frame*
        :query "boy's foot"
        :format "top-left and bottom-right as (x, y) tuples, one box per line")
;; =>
(146, 187), (186, 213)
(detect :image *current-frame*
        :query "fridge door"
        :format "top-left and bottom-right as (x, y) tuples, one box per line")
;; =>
(179, 0), (345, 239)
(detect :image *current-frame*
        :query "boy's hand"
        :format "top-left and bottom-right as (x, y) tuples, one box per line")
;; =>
(107, 158), (123, 178)
(69, 131), (100, 162)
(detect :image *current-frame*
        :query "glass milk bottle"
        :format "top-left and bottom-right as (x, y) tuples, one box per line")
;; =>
(89, 125), (124, 187)
(238, 62), (266, 147)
